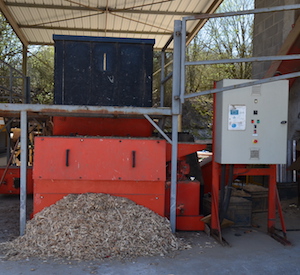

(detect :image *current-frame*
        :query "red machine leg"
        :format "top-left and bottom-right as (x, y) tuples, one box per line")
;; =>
(268, 165), (291, 245)
(276, 187), (287, 235)
(210, 93), (224, 243)
(211, 160), (221, 232)
(267, 165), (277, 231)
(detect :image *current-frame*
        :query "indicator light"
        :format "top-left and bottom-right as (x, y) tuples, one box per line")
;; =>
(251, 120), (254, 123)
(253, 139), (258, 144)
(257, 119), (260, 124)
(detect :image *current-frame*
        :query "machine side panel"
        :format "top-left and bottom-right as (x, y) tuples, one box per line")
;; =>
(33, 137), (166, 181)
(52, 117), (153, 137)
(33, 180), (165, 216)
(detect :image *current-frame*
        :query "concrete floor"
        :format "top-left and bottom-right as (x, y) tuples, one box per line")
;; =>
(1, 226), (300, 274)
(1, 195), (300, 275)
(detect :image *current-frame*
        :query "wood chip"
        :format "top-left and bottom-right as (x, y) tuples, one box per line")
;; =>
(4, 193), (186, 260)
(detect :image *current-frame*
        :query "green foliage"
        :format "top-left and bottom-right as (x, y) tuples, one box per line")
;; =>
(0, 14), (22, 67)
(28, 46), (54, 104)
(0, 12), (54, 104)
(182, 0), (254, 139)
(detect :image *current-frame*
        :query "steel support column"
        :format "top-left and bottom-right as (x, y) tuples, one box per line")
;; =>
(268, 165), (277, 231)
(170, 20), (182, 233)
(20, 110), (27, 235)
(160, 51), (165, 107)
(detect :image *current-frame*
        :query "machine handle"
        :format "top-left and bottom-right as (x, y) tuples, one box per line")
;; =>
(66, 149), (70, 167)
(132, 151), (136, 168)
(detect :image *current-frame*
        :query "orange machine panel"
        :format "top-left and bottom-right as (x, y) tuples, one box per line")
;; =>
(165, 180), (204, 231)
(33, 180), (165, 216)
(52, 117), (153, 137)
(176, 216), (205, 231)
(165, 180), (201, 216)
(0, 167), (33, 194)
(33, 137), (166, 181)
(166, 143), (207, 162)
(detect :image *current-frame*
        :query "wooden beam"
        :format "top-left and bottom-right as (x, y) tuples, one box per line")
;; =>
(0, 0), (28, 46)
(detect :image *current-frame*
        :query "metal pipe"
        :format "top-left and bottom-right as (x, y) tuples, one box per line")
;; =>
(180, 18), (186, 104)
(185, 54), (300, 66)
(153, 60), (173, 77)
(9, 67), (13, 103)
(184, 71), (300, 99)
(162, 34), (174, 52)
(0, 103), (172, 116)
(170, 20), (182, 233)
(22, 44), (28, 103)
(144, 114), (172, 144)
(25, 77), (30, 104)
(293, 140), (297, 182)
(0, 60), (26, 77)
(160, 51), (165, 107)
(161, 72), (173, 85)
(185, 4), (300, 21)
(171, 115), (178, 233)
(20, 110), (27, 236)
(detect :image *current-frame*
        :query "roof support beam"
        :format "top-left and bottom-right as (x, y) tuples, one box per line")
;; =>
(0, 0), (28, 46)
(18, 25), (172, 36)
(4, 2), (202, 16)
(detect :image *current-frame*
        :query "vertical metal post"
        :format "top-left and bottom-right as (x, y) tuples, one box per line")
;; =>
(22, 44), (28, 103)
(25, 77), (31, 104)
(160, 51), (165, 107)
(9, 67), (13, 103)
(170, 20), (182, 233)
(268, 165), (277, 232)
(211, 94), (221, 232)
(292, 140), (297, 182)
(20, 110), (27, 236)
(180, 18), (187, 105)
(286, 140), (292, 182)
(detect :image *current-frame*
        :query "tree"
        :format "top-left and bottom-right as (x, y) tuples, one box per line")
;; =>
(182, 0), (254, 139)
(0, 13), (22, 66)
(27, 46), (54, 104)
(0, 14), (54, 104)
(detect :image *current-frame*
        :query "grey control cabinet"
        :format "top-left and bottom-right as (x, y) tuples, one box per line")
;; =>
(215, 79), (289, 164)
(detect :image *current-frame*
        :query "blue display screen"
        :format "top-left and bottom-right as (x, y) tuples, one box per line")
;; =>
(230, 109), (239, 115)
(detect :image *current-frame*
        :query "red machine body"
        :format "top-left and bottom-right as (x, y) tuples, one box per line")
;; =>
(53, 117), (153, 137)
(0, 167), (33, 194)
(33, 136), (166, 215)
(33, 119), (206, 231)
(165, 180), (205, 231)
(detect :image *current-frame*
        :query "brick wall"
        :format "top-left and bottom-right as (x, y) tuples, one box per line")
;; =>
(252, 0), (300, 78)
(252, 1), (300, 178)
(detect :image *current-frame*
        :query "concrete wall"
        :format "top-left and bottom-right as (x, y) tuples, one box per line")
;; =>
(253, 0), (300, 79)
(252, 1), (300, 180)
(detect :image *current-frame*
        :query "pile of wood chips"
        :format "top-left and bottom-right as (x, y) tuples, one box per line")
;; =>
(4, 193), (186, 260)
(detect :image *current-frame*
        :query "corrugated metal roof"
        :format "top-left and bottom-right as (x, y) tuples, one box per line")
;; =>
(0, 0), (223, 49)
